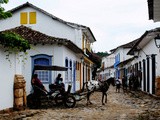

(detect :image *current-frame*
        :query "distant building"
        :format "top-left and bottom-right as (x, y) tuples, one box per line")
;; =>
(98, 53), (115, 80)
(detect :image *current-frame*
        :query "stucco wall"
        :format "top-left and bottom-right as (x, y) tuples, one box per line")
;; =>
(58, 46), (81, 91)
(22, 44), (54, 94)
(0, 48), (16, 110)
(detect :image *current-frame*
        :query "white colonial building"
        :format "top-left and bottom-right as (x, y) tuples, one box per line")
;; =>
(110, 40), (138, 79)
(99, 53), (115, 80)
(0, 2), (96, 111)
(128, 27), (160, 95)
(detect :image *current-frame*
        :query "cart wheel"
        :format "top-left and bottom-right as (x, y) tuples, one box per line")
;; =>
(55, 93), (64, 105)
(27, 94), (39, 109)
(64, 95), (76, 108)
(27, 94), (33, 108)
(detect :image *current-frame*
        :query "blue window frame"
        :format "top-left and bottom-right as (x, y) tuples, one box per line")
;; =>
(69, 60), (72, 81)
(65, 58), (68, 81)
(31, 54), (52, 84)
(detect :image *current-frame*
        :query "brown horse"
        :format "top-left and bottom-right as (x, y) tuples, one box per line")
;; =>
(86, 77), (115, 105)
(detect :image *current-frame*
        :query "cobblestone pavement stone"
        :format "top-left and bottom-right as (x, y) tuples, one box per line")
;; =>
(1, 86), (160, 120)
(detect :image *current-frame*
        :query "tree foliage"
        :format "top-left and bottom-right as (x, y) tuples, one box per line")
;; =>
(0, 0), (9, 4)
(0, 0), (12, 19)
(0, 32), (31, 52)
(96, 52), (109, 58)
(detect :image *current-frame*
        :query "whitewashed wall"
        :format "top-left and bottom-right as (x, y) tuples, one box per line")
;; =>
(115, 47), (133, 62)
(22, 44), (54, 94)
(120, 48), (133, 62)
(100, 53), (115, 79)
(0, 47), (16, 110)
(59, 46), (80, 92)
(102, 54), (115, 68)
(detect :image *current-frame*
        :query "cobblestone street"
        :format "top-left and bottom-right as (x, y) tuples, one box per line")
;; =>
(1, 86), (160, 120)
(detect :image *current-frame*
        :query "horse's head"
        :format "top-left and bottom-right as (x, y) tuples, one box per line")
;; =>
(107, 77), (115, 86)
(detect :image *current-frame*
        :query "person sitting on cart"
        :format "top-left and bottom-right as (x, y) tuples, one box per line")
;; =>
(55, 74), (62, 84)
(54, 73), (65, 90)
(32, 74), (48, 93)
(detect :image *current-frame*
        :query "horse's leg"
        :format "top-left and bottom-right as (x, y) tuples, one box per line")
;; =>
(102, 92), (105, 105)
(104, 92), (107, 103)
(86, 91), (92, 105)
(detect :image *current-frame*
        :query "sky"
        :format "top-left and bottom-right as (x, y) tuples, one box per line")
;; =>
(2, 0), (160, 53)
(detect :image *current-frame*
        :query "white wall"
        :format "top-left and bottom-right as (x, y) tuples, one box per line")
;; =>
(102, 54), (115, 68)
(115, 47), (133, 62)
(60, 47), (80, 92)
(22, 44), (54, 94)
(121, 48), (132, 62)
(100, 53), (115, 79)
(0, 47), (16, 110)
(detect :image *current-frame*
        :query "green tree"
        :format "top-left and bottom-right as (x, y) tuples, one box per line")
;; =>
(0, 0), (12, 19)
(96, 52), (109, 58)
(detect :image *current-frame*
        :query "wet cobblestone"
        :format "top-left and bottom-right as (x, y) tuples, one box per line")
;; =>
(1, 86), (160, 120)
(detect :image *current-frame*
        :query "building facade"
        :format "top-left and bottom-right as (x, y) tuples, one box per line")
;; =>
(0, 2), (96, 110)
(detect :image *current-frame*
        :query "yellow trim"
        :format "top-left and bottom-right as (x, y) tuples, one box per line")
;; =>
(29, 12), (36, 24)
(84, 57), (93, 64)
(20, 12), (28, 24)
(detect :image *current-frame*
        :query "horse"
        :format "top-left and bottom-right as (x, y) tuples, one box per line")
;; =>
(85, 77), (115, 105)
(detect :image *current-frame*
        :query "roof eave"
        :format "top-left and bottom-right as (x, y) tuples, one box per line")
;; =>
(127, 31), (149, 55)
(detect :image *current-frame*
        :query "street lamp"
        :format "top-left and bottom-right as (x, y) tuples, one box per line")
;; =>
(154, 34), (160, 48)
(81, 56), (84, 91)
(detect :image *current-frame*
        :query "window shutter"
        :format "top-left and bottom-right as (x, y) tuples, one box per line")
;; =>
(20, 12), (28, 24)
(29, 12), (36, 24)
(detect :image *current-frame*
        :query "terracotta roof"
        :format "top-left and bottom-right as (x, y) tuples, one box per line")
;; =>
(0, 25), (83, 54)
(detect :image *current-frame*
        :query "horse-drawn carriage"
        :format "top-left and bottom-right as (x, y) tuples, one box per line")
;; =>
(27, 65), (76, 109)
(27, 65), (115, 109)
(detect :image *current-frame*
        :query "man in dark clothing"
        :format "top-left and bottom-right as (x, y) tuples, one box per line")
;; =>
(32, 74), (48, 93)
(55, 73), (63, 85)
(122, 75), (127, 92)
(116, 77), (121, 92)
(54, 73), (65, 92)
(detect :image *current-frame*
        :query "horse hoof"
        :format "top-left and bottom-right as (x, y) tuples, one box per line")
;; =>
(102, 103), (105, 105)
